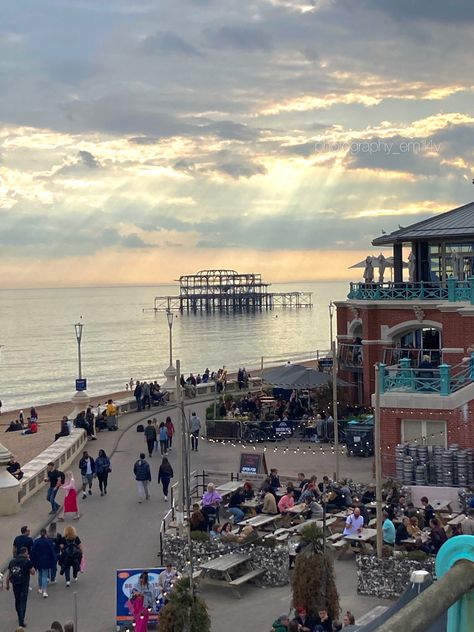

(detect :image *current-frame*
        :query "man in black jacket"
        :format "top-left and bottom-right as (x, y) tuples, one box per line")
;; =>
(79, 450), (96, 499)
(6, 546), (35, 628)
(134, 453), (151, 503)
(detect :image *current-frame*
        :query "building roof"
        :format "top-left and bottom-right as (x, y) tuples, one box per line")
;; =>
(372, 201), (474, 246)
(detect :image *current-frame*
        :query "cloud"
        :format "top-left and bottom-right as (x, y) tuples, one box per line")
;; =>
(216, 160), (267, 179)
(120, 233), (154, 248)
(78, 150), (101, 168)
(142, 31), (201, 56)
(205, 25), (273, 51)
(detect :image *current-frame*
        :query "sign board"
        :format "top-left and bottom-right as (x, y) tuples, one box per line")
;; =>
(239, 452), (268, 476)
(116, 567), (164, 628)
(75, 378), (87, 391)
(273, 421), (292, 437)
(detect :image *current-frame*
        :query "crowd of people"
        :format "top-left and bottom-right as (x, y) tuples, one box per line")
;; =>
(6, 522), (84, 627)
(4, 407), (39, 435)
(271, 608), (355, 632)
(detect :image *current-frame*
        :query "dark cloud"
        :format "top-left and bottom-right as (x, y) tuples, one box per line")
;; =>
(205, 25), (273, 52)
(128, 136), (159, 145)
(120, 233), (154, 248)
(216, 160), (267, 179)
(78, 150), (101, 168)
(142, 31), (201, 56)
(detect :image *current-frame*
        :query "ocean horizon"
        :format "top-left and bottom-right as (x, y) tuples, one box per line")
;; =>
(0, 281), (349, 412)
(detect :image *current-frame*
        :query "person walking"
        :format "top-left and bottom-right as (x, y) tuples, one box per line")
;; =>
(134, 453), (151, 503)
(44, 462), (65, 515)
(59, 526), (83, 587)
(47, 522), (61, 583)
(190, 412), (201, 451)
(144, 420), (157, 458)
(58, 471), (80, 520)
(165, 416), (175, 450)
(95, 449), (111, 496)
(12, 526), (33, 557)
(5, 546), (35, 628)
(79, 450), (95, 499)
(158, 457), (174, 501)
(31, 528), (56, 598)
(159, 422), (168, 455)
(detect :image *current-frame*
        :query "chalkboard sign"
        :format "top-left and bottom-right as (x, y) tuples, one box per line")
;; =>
(239, 452), (268, 475)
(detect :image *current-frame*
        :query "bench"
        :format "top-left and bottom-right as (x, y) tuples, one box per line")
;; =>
(327, 533), (342, 542)
(228, 568), (265, 587)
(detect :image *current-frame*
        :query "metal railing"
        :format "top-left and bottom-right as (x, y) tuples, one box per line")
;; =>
(348, 277), (474, 302)
(338, 343), (363, 368)
(380, 353), (474, 396)
(382, 347), (442, 368)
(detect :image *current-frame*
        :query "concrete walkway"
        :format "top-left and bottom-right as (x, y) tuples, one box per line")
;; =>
(0, 400), (384, 631)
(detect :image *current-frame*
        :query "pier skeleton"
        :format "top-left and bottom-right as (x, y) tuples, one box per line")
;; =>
(146, 269), (312, 313)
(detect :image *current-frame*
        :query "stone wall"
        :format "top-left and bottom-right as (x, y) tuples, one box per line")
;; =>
(356, 554), (436, 599)
(162, 533), (289, 587)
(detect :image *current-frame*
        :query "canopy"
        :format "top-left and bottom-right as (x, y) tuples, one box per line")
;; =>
(262, 364), (350, 389)
(349, 256), (407, 269)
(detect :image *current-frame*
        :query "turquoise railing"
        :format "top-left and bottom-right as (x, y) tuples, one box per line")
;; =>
(379, 354), (474, 396)
(348, 277), (474, 302)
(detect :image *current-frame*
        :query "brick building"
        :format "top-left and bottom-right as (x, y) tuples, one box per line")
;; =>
(335, 201), (474, 476)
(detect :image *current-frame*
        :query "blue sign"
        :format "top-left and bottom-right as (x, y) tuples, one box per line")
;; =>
(75, 379), (87, 391)
(116, 567), (164, 628)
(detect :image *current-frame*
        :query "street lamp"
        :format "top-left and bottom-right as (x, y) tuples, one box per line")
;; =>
(166, 309), (174, 367)
(329, 302), (340, 482)
(74, 321), (83, 380)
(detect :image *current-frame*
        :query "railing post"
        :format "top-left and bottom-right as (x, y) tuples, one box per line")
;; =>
(439, 363), (450, 396)
(470, 353), (474, 381)
(469, 277), (474, 305)
(379, 362), (386, 394)
(447, 277), (457, 302)
(399, 357), (413, 390)
(419, 280), (424, 299)
(348, 282), (354, 299)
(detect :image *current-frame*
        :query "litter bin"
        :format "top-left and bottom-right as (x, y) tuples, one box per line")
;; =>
(345, 423), (374, 457)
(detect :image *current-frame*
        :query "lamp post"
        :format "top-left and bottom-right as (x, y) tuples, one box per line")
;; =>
(163, 308), (177, 393)
(329, 302), (340, 482)
(70, 319), (89, 420)
(74, 321), (83, 380)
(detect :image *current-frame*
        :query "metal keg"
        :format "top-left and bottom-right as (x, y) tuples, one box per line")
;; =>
(441, 450), (454, 487)
(403, 456), (414, 485)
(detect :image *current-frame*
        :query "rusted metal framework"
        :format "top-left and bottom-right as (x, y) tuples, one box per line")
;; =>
(147, 269), (312, 313)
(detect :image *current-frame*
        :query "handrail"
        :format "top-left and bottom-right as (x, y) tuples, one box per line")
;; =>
(348, 277), (474, 302)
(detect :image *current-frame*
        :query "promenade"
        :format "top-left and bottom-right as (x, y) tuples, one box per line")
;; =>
(0, 400), (383, 632)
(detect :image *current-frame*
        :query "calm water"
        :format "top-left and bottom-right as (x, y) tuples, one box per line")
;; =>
(0, 282), (348, 411)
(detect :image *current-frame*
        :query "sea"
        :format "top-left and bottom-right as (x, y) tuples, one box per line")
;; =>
(0, 281), (349, 412)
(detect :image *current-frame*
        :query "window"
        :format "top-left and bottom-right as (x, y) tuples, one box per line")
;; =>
(402, 419), (446, 448)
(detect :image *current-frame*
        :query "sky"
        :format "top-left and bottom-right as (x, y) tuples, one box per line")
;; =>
(1, 0), (474, 287)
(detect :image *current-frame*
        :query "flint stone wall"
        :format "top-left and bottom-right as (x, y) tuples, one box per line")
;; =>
(163, 534), (289, 586)
(356, 554), (436, 599)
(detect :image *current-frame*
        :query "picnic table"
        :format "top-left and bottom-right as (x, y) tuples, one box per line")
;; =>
(432, 499), (452, 511)
(238, 513), (281, 531)
(242, 498), (261, 509)
(216, 481), (243, 496)
(286, 502), (310, 515)
(199, 553), (264, 598)
(447, 513), (466, 526)
(344, 527), (377, 542)
(400, 531), (431, 545)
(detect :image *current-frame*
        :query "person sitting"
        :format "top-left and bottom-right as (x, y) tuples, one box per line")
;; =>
(308, 498), (324, 520)
(237, 525), (257, 543)
(343, 507), (364, 537)
(277, 489), (295, 514)
(6, 456), (24, 480)
(242, 481), (254, 500)
(55, 417), (70, 441)
(293, 606), (318, 632)
(407, 515), (422, 537)
(201, 483), (222, 529)
(299, 482), (317, 505)
(428, 518), (447, 554)
(382, 511), (396, 546)
(95, 410), (107, 432)
(269, 468), (281, 491)
(325, 487), (346, 512)
(314, 607), (333, 632)
(318, 475), (331, 495)
(105, 399), (118, 430)
(22, 419), (38, 435)
(189, 504), (207, 532)
(421, 496), (435, 528)
(461, 508), (474, 535)
(262, 490), (278, 515)
(395, 517), (411, 546)
(361, 485), (375, 505)
(228, 488), (246, 523)
(5, 420), (23, 432)
(219, 522), (236, 541)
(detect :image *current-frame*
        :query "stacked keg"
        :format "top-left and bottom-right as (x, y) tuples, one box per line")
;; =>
(403, 456), (415, 485)
(456, 449), (469, 487)
(416, 444), (429, 485)
(432, 445), (444, 486)
(450, 444), (459, 486)
(441, 450), (454, 486)
(395, 444), (407, 482)
(466, 448), (474, 485)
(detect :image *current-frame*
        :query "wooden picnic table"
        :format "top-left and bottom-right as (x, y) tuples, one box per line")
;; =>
(286, 502), (310, 515)
(238, 513), (280, 530)
(343, 528), (377, 542)
(199, 553), (264, 598)
(432, 499), (452, 511)
(242, 498), (261, 509)
(400, 532), (431, 545)
(216, 481), (243, 495)
(447, 513), (466, 526)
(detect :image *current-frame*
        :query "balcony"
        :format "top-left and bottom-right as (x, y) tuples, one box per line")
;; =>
(338, 343), (363, 371)
(348, 278), (473, 302)
(382, 347), (442, 368)
(380, 355), (474, 396)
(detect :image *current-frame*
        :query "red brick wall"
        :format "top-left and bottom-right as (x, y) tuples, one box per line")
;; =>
(380, 404), (474, 477)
